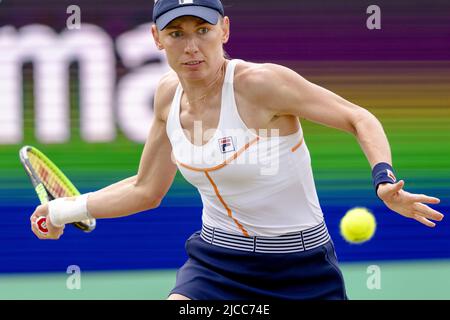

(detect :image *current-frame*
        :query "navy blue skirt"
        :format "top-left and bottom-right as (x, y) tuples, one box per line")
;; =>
(170, 231), (348, 300)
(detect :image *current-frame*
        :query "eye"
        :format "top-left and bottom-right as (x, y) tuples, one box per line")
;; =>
(198, 27), (210, 35)
(170, 31), (183, 38)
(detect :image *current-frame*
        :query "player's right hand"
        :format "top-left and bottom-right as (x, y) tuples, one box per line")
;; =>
(30, 203), (65, 240)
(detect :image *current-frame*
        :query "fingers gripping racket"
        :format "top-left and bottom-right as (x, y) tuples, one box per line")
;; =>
(19, 146), (96, 234)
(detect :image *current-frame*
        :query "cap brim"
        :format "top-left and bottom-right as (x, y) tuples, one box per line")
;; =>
(156, 6), (220, 30)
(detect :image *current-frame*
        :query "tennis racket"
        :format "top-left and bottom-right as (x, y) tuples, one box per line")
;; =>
(19, 145), (96, 234)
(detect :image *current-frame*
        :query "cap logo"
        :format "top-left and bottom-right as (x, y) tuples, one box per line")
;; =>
(179, 0), (194, 4)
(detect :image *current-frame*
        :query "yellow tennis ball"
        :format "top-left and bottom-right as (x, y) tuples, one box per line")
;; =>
(340, 207), (376, 244)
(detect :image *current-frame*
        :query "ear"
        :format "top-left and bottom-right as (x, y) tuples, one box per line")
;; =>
(221, 16), (230, 44)
(151, 24), (164, 50)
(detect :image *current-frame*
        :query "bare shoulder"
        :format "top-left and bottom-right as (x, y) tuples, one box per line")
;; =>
(234, 61), (299, 103)
(235, 61), (291, 80)
(154, 70), (179, 122)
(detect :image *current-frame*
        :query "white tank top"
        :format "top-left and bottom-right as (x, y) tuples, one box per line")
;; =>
(166, 59), (324, 237)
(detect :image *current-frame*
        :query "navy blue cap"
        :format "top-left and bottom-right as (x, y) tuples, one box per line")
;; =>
(153, 0), (224, 30)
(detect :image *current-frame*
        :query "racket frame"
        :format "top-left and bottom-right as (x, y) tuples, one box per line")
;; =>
(19, 145), (96, 233)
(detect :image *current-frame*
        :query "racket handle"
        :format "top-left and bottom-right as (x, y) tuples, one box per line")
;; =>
(36, 216), (49, 234)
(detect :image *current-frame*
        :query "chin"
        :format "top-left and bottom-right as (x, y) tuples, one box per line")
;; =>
(181, 69), (208, 81)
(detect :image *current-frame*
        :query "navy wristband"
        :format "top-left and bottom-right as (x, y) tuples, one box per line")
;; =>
(372, 162), (397, 197)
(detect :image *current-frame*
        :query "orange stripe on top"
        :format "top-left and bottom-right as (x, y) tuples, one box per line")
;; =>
(177, 136), (260, 172)
(291, 136), (304, 152)
(204, 171), (250, 237)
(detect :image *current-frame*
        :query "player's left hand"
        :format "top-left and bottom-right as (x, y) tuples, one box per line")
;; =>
(377, 180), (444, 227)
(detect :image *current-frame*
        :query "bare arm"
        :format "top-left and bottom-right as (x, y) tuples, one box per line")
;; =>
(95, 175), (137, 193)
(87, 76), (178, 219)
(244, 64), (390, 168)
(30, 73), (179, 239)
(87, 114), (177, 219)
(243, 63), (444, 226)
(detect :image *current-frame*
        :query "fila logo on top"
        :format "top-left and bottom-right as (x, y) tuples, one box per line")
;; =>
(219, 136), (235, 153)
(179, 0), (194, 4)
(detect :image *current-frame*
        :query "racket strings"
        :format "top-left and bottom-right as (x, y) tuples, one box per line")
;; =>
(28, 152), (72, 198)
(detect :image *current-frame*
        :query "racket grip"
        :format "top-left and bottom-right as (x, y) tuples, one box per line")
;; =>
(36, 216), (49, 234)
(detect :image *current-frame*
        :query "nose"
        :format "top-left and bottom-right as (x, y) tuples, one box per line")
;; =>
(184, 36), (199, 55)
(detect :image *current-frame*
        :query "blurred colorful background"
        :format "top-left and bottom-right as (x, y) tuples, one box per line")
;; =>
(0, 0), (449, 299)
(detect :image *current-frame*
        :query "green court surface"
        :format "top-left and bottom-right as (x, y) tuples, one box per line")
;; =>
(1, 260), (449, 300)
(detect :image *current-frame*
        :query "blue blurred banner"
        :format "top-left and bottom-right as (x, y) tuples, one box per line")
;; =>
(0, 0), (449, 273)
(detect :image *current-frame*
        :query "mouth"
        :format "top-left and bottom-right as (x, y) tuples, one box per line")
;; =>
(183, 60), (204, 66)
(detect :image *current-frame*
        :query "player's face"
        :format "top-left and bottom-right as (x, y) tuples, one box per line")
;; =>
(152, 15), (229, 80)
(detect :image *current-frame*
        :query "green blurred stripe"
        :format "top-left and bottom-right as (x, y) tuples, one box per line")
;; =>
(1, 260), (450, 299)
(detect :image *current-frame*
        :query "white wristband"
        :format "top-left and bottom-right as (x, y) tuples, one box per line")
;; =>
(48, 193), (92, 227)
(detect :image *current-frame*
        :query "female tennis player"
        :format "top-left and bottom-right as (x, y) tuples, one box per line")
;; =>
(30, 0), (444, 300)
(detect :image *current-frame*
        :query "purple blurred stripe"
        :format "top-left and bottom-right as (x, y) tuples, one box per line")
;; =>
(0, 0), (449, 60)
